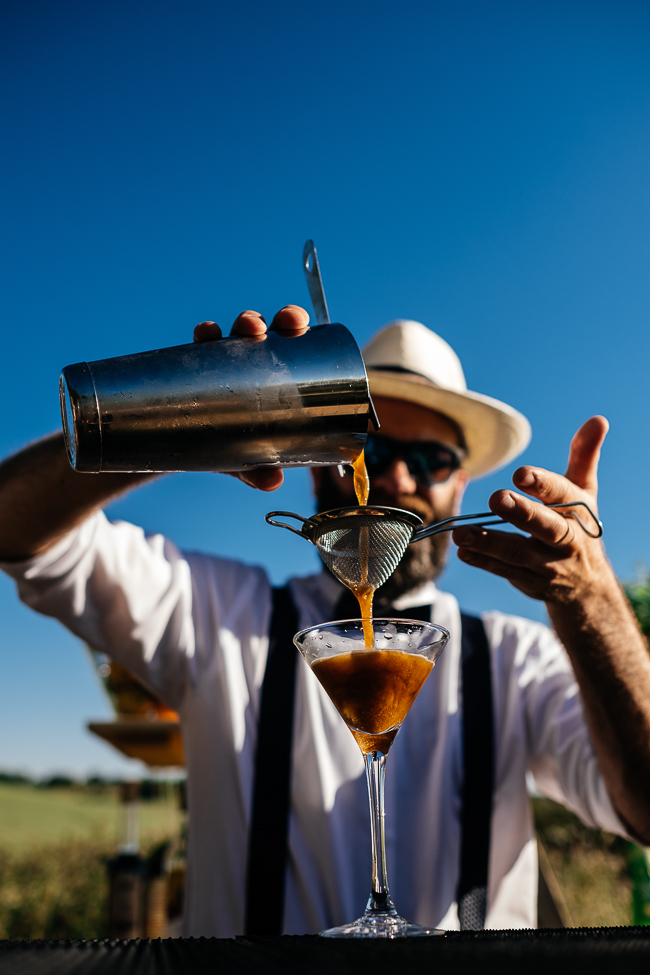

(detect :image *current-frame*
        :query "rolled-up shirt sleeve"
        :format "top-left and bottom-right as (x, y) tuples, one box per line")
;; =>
(0, 510), (196, 712)
(486, 611), (631, 838)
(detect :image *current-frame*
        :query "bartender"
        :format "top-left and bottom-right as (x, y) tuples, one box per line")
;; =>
(1, 304), (649, 934)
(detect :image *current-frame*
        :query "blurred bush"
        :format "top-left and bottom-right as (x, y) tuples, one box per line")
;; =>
(0, 838), (111, 939)
(37, 776), (76, 790)
(533, 798), (631, 926)
(623, 569), (650, 640)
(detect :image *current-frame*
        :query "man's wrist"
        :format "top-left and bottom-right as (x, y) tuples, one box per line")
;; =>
(546, 559), (639, 648)
(543, 543), (616, 607)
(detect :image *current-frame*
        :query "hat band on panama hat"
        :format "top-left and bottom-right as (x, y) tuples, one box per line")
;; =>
(369, 364), (445, 385)
(363, 321), (531, 480)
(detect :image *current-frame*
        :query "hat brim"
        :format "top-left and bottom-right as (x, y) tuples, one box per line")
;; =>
(367, 370), (531, 479)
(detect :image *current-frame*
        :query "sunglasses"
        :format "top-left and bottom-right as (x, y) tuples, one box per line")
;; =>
(359, 433), (464, 486)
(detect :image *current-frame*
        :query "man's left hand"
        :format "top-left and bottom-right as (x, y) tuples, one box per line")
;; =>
(453, 415), (650, 842)
(452, 415), (611, 605)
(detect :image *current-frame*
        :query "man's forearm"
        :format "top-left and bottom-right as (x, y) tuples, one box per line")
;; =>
(0, 433), (156, 561)
(548, 569), (650, 843)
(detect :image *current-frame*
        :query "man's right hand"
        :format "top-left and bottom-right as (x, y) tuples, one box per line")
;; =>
(193, 304), (310, 492)
(0, 304), (310, 560)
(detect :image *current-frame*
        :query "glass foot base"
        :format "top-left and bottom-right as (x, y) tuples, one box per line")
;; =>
(319, 912), (445, 939)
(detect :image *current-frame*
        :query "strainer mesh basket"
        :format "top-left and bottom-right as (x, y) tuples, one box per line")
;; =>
(311, 514), (415, 590)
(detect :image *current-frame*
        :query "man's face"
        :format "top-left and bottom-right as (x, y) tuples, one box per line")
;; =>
(311, 396), (468, 602)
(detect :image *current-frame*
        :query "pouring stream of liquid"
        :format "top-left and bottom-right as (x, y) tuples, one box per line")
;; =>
(351, 451), (374, 647)
(352, 450), (370, 507)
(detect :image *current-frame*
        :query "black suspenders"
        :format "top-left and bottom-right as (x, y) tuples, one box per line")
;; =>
(458, 612), (495, 930)
(244, 587), (299, 937)
(245, 587), (494, 935)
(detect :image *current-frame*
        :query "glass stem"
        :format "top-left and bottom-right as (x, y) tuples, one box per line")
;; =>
(364, 752), (396, 914)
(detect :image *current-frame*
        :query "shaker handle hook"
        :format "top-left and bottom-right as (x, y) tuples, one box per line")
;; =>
(265, 510), (317, 540)
(301, 239), (380, 432)
(302, 240), (331, 326)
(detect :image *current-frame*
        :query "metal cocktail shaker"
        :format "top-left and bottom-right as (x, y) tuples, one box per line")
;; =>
(60, 323), (372, 473)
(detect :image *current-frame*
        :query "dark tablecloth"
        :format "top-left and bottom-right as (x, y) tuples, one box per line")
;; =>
(3, 929), (650, 975)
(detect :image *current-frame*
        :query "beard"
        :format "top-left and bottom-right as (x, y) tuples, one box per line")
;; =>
(315, 468), (456, 605)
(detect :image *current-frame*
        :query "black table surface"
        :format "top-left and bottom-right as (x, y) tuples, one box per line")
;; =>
(4, 929), (650, 975)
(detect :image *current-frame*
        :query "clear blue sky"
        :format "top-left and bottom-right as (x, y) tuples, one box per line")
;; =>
(2, 0), (649, 777)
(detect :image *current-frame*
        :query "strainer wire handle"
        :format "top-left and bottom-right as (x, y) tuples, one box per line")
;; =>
(265, 510), (318, 540)
(411, 500), (603, 542)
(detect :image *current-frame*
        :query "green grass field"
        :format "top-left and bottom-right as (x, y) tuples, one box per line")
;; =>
(0, 782), (182, 851)
(0, 837), (115, 939)
(0, 782), (184, 939)
(0, 784), (637, 937)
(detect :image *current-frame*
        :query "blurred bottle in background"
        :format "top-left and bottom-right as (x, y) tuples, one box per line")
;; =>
(107, 781), (146, 938)
(144, 782), (187, 938)
(165, 781), (187, 938)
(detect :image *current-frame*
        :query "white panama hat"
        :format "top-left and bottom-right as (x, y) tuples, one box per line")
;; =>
(363, 320), (531, 479)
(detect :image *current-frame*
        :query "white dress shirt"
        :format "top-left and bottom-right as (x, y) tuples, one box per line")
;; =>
(1, 510), (628, 935)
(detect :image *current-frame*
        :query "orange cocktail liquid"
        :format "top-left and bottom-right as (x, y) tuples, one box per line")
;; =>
(312, 649), (433, 755)
(351, 451), (374, 647)
(352, 449), (370, 506)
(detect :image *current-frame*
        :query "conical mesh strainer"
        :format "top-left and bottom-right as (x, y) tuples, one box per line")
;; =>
(318, 508), (420, 590)
(265, 501), (603, 592)
(265, 507), (421, 590)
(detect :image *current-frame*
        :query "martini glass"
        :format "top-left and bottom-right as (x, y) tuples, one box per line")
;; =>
(294, 617), (449, 938)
